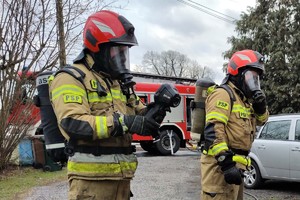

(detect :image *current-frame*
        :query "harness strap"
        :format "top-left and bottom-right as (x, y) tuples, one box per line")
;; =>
(55, 65), (86, 84)
(218, 84), (236, 111)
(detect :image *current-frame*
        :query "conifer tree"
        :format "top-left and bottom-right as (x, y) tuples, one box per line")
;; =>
(224, 0), (300, 114)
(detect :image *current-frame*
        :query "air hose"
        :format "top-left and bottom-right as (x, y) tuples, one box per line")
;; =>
(244, 191), (259, 200)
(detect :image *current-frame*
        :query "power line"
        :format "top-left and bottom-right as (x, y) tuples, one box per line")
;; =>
(186, 0), (237, 20)
(175, 0), (237, 24)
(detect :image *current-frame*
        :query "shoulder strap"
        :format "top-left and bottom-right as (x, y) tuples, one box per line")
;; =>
(218, 84), (236, 112)
(55, 64), (86, 85)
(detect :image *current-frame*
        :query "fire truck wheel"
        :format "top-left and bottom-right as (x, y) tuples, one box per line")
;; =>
(155, 130), (180, 155)
(140, 141), (158, 154)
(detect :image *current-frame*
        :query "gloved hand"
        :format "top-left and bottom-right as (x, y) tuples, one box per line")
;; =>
(145, 102), (167, 124)
(216, 151), (242, 185)
(146, 102), (155, 111)
(111, 113), (161, 137)
(123, 115), (160, 136)
(252, 90), (267, 115)
(140, 102), (155, 116)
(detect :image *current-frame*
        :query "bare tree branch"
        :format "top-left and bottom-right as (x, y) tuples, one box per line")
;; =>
(140, 50), (216, 80)
(0, 0), (125, 169)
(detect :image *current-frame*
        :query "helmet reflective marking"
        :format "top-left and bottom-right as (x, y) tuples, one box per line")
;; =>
(235, 54), (252, 62)
(92, 20), (116, 36)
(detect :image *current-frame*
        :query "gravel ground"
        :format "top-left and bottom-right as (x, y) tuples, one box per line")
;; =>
(21, 148), (300, 200)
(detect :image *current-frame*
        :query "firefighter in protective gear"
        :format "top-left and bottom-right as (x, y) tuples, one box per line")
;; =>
(200, 49), (269, 200)
(49, 10), (164, 200)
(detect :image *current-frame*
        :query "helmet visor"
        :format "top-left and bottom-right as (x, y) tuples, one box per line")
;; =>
(109, 45), (130, 78)
(244, 70), (261, 93)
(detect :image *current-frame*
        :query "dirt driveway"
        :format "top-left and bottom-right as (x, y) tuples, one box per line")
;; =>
(22, 149), (300, 200)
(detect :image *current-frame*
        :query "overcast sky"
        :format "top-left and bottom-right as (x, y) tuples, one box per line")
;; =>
(115, 0), (256, 83)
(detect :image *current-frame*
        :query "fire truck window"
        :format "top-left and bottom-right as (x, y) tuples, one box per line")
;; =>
(138, 95), (148, 104)
(186, 97), (194, 129)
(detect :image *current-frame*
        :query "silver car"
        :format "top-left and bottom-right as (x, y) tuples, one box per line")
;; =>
(244, 114), (300, 189)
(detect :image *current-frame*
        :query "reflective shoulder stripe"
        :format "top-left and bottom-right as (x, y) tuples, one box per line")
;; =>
(206, 111), (229, 124)
(207, 142), (229, 156)
(51, 84), (86, 101)
(233, 155), (251, 167)
(95, 116), (109, 139)
(45, 143), (65, 149)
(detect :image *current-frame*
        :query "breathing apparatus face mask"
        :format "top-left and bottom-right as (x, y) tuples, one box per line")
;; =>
(109, 45), (135, 87)
(93, 44), (135, 87)
(241, 69), (264, 102)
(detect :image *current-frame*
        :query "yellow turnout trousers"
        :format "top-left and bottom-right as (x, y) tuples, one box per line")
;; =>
(69, 179), (131, 200)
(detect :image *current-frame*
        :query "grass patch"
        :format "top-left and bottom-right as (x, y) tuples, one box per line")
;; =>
(0, 166), (67, 200)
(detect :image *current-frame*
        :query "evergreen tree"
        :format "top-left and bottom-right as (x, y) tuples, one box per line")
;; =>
(224, 0), (300, 114)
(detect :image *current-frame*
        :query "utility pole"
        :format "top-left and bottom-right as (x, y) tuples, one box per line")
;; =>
(55, 0), (66, 68)
(201, 66), (206, 78)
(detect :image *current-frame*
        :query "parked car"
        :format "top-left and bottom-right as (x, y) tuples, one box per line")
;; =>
(244, 114), (300, 189)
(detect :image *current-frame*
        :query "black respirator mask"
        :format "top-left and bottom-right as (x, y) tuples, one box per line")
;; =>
(92, 44), (135, 88)
(240, 69), (264, 102)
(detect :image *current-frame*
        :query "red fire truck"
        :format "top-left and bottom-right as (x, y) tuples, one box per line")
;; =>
(131, 72), (196, 155)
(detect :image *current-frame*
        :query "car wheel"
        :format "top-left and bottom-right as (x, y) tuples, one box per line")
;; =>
(243, 161), (263, 189)
(155, 130), (180, 155)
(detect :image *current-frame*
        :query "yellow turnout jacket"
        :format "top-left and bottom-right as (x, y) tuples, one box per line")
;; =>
(49, 54), (145, 181)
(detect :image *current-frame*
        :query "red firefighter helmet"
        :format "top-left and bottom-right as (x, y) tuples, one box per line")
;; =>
(83, 10), (138, 53)
(227, 49), (265, 76)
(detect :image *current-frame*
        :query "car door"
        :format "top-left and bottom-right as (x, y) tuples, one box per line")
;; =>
(289, 118), (300, 179)
(252, 119), (291, 178)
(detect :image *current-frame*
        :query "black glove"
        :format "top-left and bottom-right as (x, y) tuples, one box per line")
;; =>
(252, 91), (267, 115)
(123, 115), (160, 136)
(216, 151), (242, 185)
(146, 102), (155, 111)
(145, 103), (167, 124)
